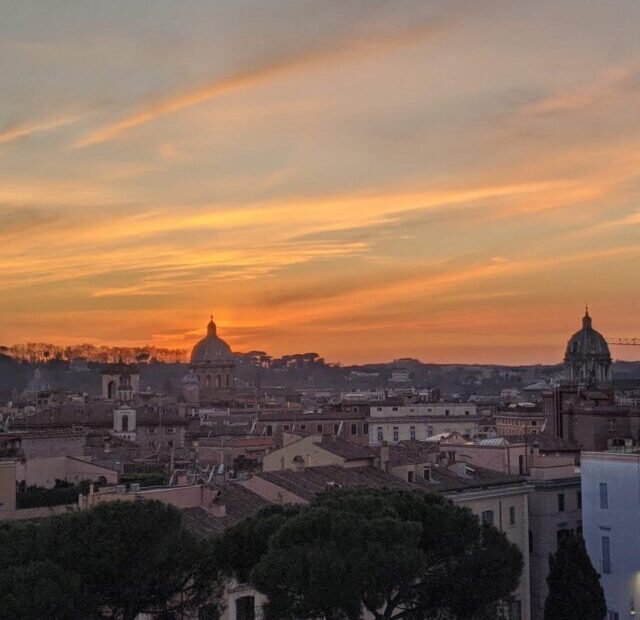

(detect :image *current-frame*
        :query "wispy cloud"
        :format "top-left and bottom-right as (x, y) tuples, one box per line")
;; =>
(75, 22), (445, 148)
(0, 113), (85, 144)
(521, 63), (638, 116)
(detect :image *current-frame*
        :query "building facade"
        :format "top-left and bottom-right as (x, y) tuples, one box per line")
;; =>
(582, 451), (640, 619)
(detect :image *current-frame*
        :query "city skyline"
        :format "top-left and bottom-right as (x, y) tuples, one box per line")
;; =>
(2, 1), (640, 364)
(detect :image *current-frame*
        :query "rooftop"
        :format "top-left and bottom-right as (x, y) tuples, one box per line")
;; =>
(181, 484), (270, 536)
(256, 465), (415, 501)
(317, 437), (376, 461)
(255, 463), (526, 501)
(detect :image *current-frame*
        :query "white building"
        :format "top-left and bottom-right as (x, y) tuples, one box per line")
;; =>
(370, 403), (477, 418)
(113, 405), (136, 442)
(582, 451), (640, 619)
(368, 403), (484, 445)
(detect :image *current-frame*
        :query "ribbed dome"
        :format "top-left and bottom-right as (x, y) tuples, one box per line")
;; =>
(23, 367), (52, 396)
(190, 317), (233, 364)
(564, 308), (612, 385)
(565, 310), (611, 359)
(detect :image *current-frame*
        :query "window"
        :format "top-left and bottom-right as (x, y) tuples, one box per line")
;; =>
(317, 424), (323, 433)
(481, 510), (494, 525)
(531, 421), (537, 426)
(557, 528), (570, 546)
(529, 530), (533, 553)
(600, 483), (609, 509)
(334, 424), (340, 434)
(509, 506), (516, 525)
(448, 451), (456, 462)
(423, 468), (432, 481)
(351, 423), (357, 435)
(283, 424), (290, 431)
(392, 427), (399, 442)
(363, 423), (369, 434)
(602, 535), (611, 574)
(578, 490), (582, 509)
(392, 406), (398, 412)
(427, 426), (433, 437)
(608, 419), (616, 431)
(465, 410), (470, 416)
(607, 613), (619, 620)
(408, 471), (414, 482)
(236, 595), (255, 620)
(558, 493), (565, 512)
(445, 409), (450, 416)
(377, 407), (382, 411)
(410, 426), (416, 441)
(518, 454), (525, 475)
(266, 425), (272, 437)
(300, 424), (306, 430)
(505, 600), (521, 620)
(377, 427), (383, 442)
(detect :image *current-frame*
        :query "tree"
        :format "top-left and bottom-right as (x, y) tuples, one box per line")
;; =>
(217, 488), (523, 620)
(0, 500), (221, 620)
(544, 532), (606, 620)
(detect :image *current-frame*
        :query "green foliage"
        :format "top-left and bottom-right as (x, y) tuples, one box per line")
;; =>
(215, 504), (300, 583)
(0, 559), (81, 620)
(544, 532), (606, 620)
(218, 488), (523, 620)
(0, 500), (221, 620)
(15, 479), (91, 509)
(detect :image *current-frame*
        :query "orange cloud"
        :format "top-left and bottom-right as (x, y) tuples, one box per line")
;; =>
(0, 113), (85, 144)
(75, 22), (444, 148)
(520, 63), (638, 116)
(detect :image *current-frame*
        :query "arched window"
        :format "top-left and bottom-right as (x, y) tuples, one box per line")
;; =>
(216, 374), (222, 388)
(206, 375), (211, 388)
(107, 381), (116, 399)
(226, 374), (230, 387)
(121, 415), (129, 432)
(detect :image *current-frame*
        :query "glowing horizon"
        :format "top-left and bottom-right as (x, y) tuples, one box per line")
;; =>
(1, 1), (639, 365)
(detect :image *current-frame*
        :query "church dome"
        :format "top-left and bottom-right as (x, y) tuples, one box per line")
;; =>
(565, 309), (611, 359)
(564, 308), (612, 385)
(22, 367), (52, 397)
(190, 317), (233, 364)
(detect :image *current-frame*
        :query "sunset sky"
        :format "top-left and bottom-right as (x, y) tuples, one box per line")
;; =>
(1, 1), (639, 364)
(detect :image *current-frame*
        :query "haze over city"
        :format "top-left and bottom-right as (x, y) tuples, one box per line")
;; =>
(1, 1), (640, 364)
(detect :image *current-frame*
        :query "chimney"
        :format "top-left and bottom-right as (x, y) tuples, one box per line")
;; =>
(379, 442), (390, 472)
(211, 502), (227, 517)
